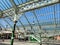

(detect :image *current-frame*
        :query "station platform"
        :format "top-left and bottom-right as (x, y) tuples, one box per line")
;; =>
(0, 39), (39, 45)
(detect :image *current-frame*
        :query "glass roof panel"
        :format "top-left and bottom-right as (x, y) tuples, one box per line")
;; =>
(0, 0), (60, 31)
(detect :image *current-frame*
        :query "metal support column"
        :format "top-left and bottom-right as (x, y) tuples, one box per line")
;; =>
(10, 0), (18, 45)
(11, 21), (17, 45)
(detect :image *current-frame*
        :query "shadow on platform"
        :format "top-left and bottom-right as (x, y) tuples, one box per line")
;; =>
(0, 43), (10, 45)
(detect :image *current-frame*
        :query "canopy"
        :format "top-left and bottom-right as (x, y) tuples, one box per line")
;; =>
(0, 0), (60, 32)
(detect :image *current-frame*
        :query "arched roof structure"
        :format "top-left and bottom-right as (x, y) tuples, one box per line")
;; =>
(0, 0), (60, 32)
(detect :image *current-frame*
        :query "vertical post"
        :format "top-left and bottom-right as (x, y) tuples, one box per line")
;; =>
(39, 33), (42, 45)
(11, 21), (17, 45)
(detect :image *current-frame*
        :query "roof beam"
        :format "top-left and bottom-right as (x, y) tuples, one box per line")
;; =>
(0, 23), (6, 30)
(0, 10), (3, 18)
(3, 19), (13, 28)
(23, 13), (35, 33)
(0, 0), (60, 18)
(10, 0), (18, 14)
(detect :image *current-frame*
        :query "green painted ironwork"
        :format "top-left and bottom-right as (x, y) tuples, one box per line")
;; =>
(11, 21), (17, 45)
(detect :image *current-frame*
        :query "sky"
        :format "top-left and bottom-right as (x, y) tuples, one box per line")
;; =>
(0, 0), (60, 30)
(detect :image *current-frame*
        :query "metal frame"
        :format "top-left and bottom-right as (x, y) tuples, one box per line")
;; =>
(0, 0), (60, 18)
(0, 23), (6, 31)
(0, 0), (60, 45)
(3, 18), (13, 28)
